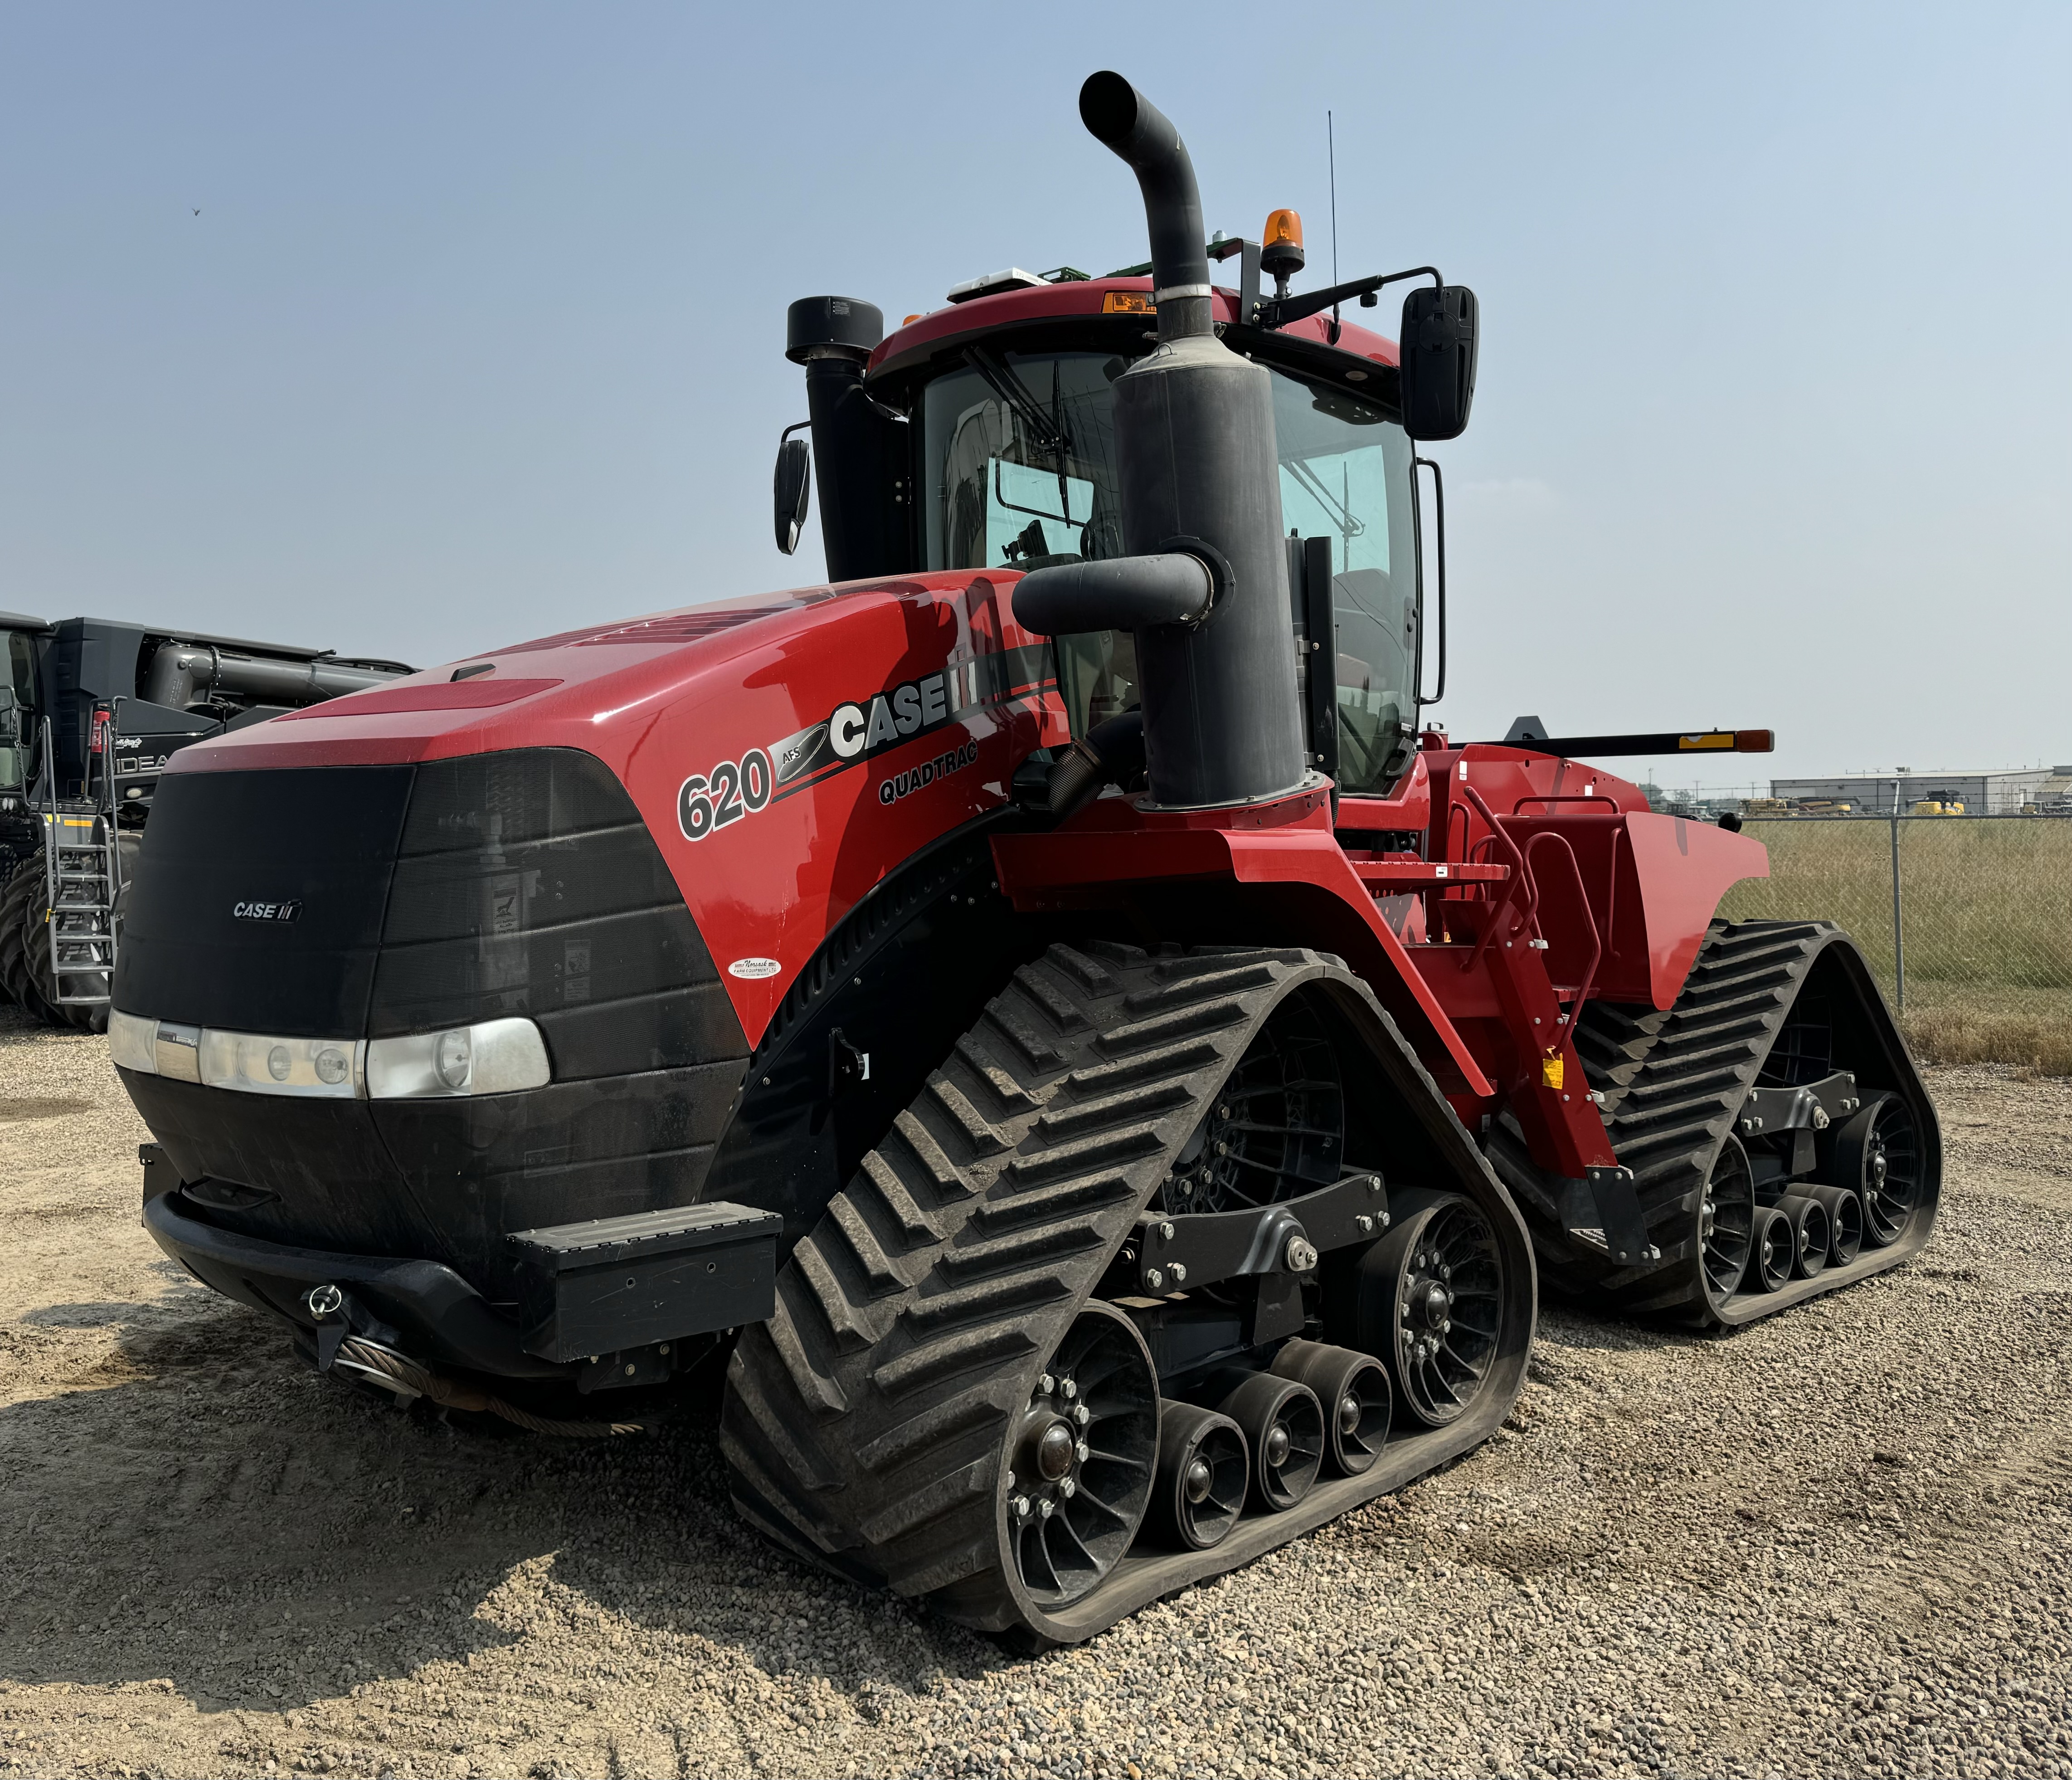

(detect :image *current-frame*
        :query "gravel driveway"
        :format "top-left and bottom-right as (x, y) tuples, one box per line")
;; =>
(1, 1010), (2064, 1779)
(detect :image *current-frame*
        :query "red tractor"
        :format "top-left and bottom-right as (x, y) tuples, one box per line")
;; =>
(113, 73), (1936, 1646)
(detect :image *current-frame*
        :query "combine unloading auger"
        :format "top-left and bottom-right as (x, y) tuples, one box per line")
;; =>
(107, 70), (1935, 1646)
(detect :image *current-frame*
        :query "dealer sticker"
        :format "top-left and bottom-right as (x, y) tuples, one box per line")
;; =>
(728, 957), (782, 980)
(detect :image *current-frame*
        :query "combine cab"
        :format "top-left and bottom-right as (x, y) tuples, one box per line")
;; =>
(112, 73), (1936, 1645)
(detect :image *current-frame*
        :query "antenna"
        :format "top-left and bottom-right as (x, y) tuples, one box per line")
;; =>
(1327, 110), (1340, 335)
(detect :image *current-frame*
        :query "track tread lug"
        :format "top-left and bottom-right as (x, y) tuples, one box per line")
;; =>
(928, 1076), (1013, 1156)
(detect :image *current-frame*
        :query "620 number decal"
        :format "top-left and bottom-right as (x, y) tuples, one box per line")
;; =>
(680, 749), (772, 842)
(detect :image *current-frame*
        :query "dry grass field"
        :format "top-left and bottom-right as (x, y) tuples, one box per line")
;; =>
(1722, 816), (2072, 1074)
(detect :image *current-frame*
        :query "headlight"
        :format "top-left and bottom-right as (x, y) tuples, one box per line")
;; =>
(365, 1017), (551, 1099)
(199, 1030), (362, 1099)
(107, 1011), (551, 1100)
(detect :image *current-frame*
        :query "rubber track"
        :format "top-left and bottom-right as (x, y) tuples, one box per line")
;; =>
(1488, 919), (1938, 1323)
(720, 941), (1496, 1643)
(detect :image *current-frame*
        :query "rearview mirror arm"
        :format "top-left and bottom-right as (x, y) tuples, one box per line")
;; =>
(1260, 266), (1439, 332)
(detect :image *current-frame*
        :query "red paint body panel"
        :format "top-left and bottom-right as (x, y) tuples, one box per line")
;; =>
(871, 280), (1401, 376)
(163, 575), (1071, 1048)
(1620, 812), (1771, 1008)
(276, 678), (564, 718)
(991, 788), (1492, 1098)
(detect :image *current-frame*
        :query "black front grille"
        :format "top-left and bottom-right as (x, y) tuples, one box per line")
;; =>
(369, 751), (741, 1079)
(117, 765), (415, 1035)
(117, 747), (753, 1283)
(118, 747), (744, 1078)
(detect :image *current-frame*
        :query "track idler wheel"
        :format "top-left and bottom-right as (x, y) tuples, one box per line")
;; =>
(1152, 1402), (1249, 1551)
(1698, 1137), (1758, 1315)
(1747, 1206), (1793, 1292)
(1271, 1339), (1391, 1476)
(1799, 1183), (1864, 1266)
(1834, 1097), (1924, 1248)
(1005, 1302), (1159, 1609)
(1217, 1373), (1324, 1512)
(1357, 1192), (1505, 1427)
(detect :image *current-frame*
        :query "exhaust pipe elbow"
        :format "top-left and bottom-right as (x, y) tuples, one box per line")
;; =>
(1012, 552), (1215, 637)
(1079, 72), (1211, 341)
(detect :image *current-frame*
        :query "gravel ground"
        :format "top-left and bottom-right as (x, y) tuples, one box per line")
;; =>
(2, 1009), (2067, 1779)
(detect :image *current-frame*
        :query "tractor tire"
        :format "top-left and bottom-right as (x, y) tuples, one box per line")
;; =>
(720, 941), (1536, 1647)
(0, 851), (59, 1026)
(1486, 920), (1940, 1328)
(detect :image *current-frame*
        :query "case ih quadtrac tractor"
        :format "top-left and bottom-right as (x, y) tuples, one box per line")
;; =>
(112, 74), (1937, 1645)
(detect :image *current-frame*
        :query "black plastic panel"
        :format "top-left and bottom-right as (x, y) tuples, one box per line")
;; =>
(114, 765), (414, 1034)
(370, 751), (742, 1080)
(373, 1062), (746, 1292)
(117, 747), (756, 1302)
(122, 1069), (438, 1260)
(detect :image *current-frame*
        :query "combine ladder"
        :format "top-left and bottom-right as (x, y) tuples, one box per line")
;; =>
(39, 714), (124, 1011)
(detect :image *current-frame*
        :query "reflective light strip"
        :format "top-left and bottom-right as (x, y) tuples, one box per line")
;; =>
(108, 1011), (551, 1100)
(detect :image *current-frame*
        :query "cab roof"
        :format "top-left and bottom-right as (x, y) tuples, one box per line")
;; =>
(868, 276), (1400, 392)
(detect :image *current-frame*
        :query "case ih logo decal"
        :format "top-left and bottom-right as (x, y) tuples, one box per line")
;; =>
(233, 899), (303, 922)
(879, 739), (979, 806)
(677, 644), (1053, 844)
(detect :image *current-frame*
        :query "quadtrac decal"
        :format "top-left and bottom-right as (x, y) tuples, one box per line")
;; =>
(676, 642), (1053, 844)
(879, 738), (979, 806)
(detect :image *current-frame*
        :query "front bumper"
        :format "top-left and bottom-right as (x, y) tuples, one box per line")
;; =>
(144, 1183), (566, 1380)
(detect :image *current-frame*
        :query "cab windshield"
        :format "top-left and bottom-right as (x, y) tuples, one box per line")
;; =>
(920, 347), (1419, 792)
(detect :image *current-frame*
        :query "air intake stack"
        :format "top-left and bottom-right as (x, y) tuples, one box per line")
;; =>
(1017, 74), (1308, 810)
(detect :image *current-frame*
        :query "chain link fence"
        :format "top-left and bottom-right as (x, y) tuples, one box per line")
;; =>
(1718, 815), (2072, 1074)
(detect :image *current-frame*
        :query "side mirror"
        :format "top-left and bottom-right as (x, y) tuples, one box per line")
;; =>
(773, 432), (812, 555)
(1398, 285), (1478, 442)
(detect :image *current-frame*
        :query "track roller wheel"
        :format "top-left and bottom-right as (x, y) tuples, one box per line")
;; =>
(1217, 1373), (1323, 1512)
(1747, 1206), (1792, 1292)
(1775, 1193), (1830, 1279)
(1004, 1301), (1159, 1610)
(1357, 1191), (1505, 1427)
(1834, 1097), (1924, 1248)
(1697, 1136), (1758, 1316)
(1271, 1339), (1391, 1476)
(1798, 1184), (1863, 1265)
(1152, 1402), (1248, 1551)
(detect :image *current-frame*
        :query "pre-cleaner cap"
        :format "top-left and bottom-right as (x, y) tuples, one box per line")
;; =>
(785, 296), (885, 364)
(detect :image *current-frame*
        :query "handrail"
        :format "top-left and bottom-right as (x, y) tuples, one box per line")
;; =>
(1522, 831), (1601, 1010)
(1510, 795), (1623, 815)
(1459, 783), (1535, 972)
(1444, 795), (1469, 866)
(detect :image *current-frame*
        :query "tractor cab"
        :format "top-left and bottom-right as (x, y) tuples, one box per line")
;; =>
(782, 268), (1429, 796)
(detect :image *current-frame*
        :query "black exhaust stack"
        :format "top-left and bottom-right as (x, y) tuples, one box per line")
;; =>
(786, 296), (907, 583)
(1017, 74), (1307, 810)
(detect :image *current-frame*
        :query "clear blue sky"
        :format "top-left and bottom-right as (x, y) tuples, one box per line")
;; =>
(3, 3), (2065, 782)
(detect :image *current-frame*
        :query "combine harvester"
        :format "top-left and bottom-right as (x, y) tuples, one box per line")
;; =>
(112, 73), (1937, 1645)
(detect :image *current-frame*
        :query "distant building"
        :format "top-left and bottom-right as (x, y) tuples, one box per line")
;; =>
(1769, 770), (2053, 815)
(2035, 768), (2072, 816)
